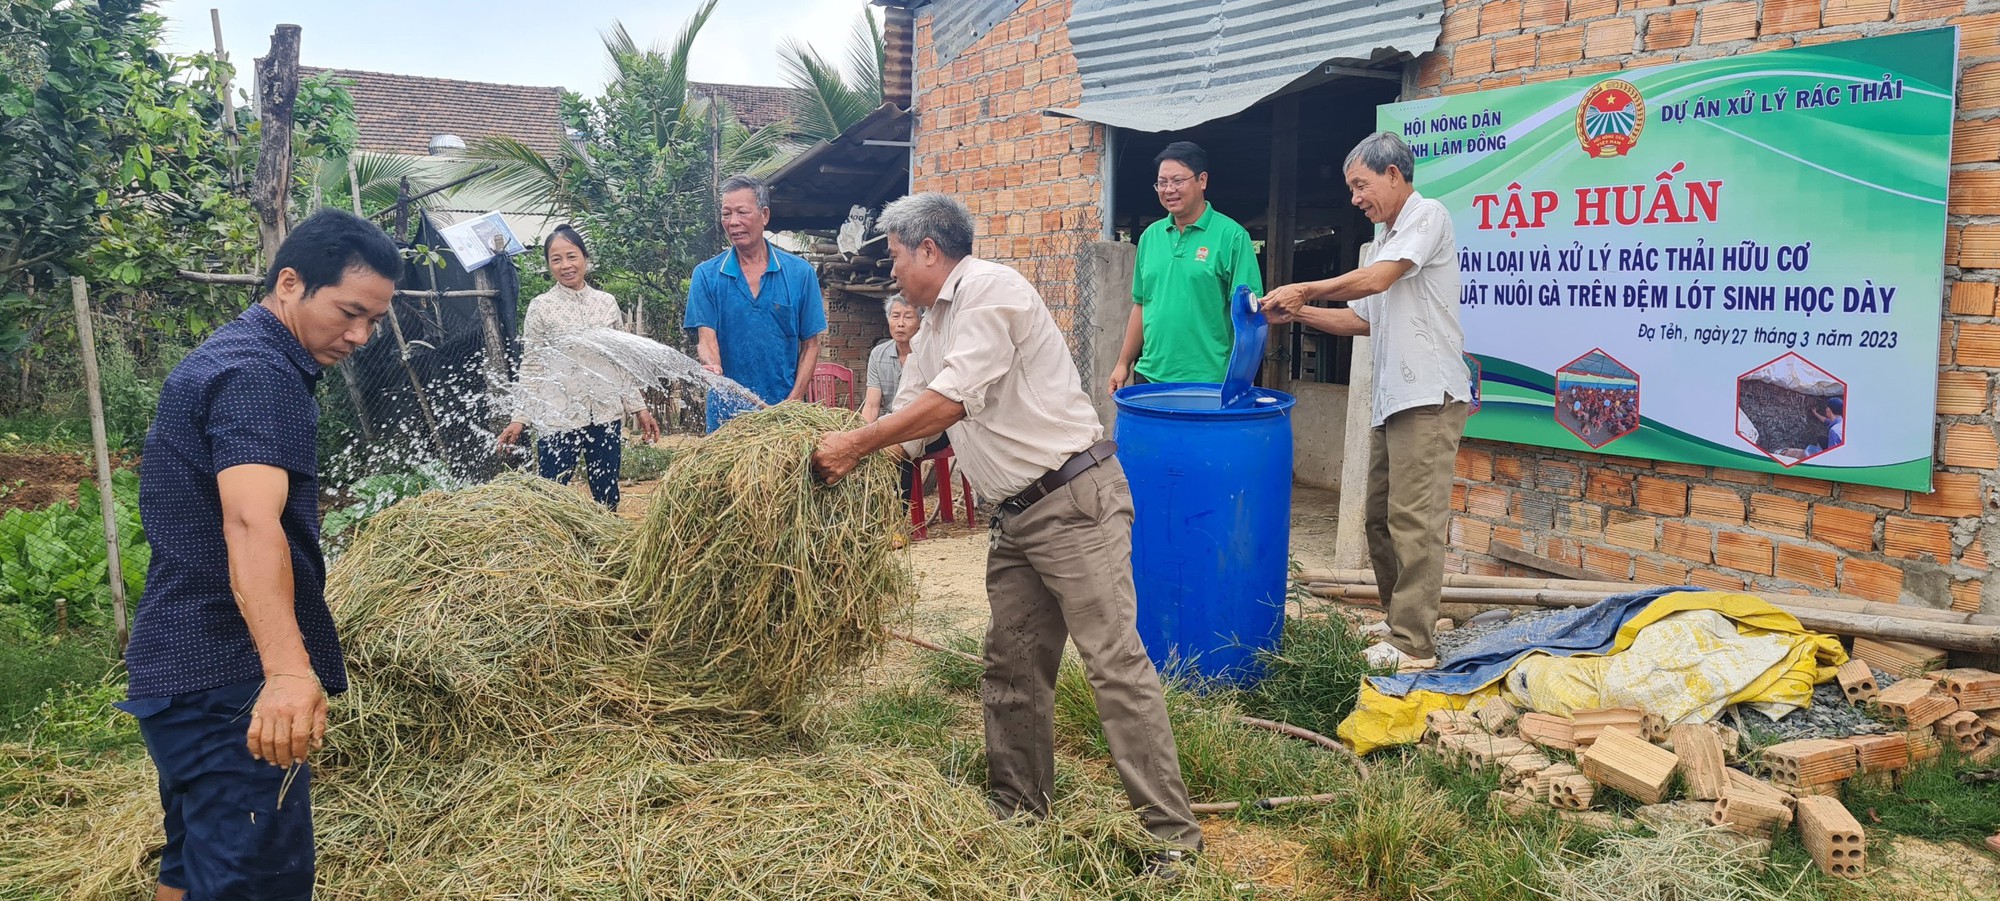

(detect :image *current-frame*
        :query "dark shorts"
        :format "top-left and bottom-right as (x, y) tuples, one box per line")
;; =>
(116, 679), (315, 898)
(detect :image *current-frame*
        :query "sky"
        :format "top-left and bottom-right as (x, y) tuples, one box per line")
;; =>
(153, 0), (878, 93)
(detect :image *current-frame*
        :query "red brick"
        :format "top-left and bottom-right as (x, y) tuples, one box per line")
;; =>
(1568, 0), (1616, 17)
(1540, 25), (1586, 65)
(1477, 75), (1528, 91)
(1689, 485), (1745, 524)
(1944, 424), (2000, 469)
(1956, 323), (2000, 368)
(1661, 520), (1714, 563)
(1452, 517), (1495, 555)
(1494, 454), (1529, 485)
(1493, 33), (1539, 70)
(1633, 556), (1691, 585)
(1467, 484), (1511, 518)
(1605, 510), (1658, 551)
(1480, 0), (1525, 34)
(1884, 517), (1953, 562)
(1698, 1), (1759, 43)
(1523, 0), (1570, 27)
(1644, 8), (1696, 49)
(1824, 0), (1891, 26)
(1911, 471), (1986, 518)
(1549, 536), (1585, 570)
(1716, 532), (1775, 575)
(1952, 580), (1984, 614)
(1456, 446), (1496, 481)
(1689, 569), (1748, 592)
(1634, 476), (1688, 516)
(1899, 0), (1962, 19)
(1712, 468), (1770, 487)
(1585, 471), (1634, 506)
(1537, 460), (1584, 496)
(1970, 67), (2000, 115)
(1775, 544), (1838, 588)
(1416, 51), (1448, 89)
(1961, 539), (1989, 571)
(1840, 484), (1908, 511)
(1583, 545), (1635, 579)
(1584, 17), (1637, 56)
(1454, 39), (1497, 78)
(1810, 504), (1878, 553)
(1763, 0), (1821, 32)
(1748, 493), (1809, 538)
(1956, 12), (2000, 58)
(1452, 483), (1469, 512)
(1442, 6), (1481, 43)
(1951, 282), (1997, 317)
(1654, 462), (1708, 479)
(1952, 170), (2000, 217)
(1772, 475), (1834, 497)
(1937, 371), (1991, 416)
(1493, 525), (1530, 550)
(1841, 558), (1905, 603)
(1954, 118), (2000, 165)
(1561, 501), (1606, 538)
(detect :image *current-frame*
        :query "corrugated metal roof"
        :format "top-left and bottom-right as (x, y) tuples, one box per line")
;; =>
(925, 0), (1033, 66)
(1052, 0), (1442, 132)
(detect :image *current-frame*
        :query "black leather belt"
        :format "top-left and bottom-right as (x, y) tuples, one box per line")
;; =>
(999, 440), (1117, 515)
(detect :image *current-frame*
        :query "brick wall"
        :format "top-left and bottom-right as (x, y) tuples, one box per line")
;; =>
(912, 0), (1105, 334)
(819, 288), (889, 409)
(1424, 0), (1999, 615)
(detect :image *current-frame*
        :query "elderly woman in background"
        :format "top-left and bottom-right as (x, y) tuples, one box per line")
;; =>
(496, 224), (659, 510)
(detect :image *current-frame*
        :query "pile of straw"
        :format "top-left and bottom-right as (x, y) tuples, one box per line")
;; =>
(326, 474), (754, 764)
(624, 402), (910, 719)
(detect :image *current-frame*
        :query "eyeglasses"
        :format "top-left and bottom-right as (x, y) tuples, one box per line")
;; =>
(1153, 175), (1196, 192)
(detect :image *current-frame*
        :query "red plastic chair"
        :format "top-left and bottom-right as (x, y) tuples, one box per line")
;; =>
(911, 445), (976, 541)
(809, 362), (854, 409)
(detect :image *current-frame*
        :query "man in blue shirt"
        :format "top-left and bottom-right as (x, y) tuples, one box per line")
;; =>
(119, 210), (400, 901)
(684, 173), (827, 432)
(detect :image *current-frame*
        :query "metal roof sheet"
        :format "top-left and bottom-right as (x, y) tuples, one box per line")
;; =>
(1051, 0), (1443, 132)
(925, 0), (1034, 66)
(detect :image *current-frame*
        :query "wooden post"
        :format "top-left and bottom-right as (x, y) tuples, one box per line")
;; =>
(346, 156), (365, 217)
(251, 24), (301, 266)
(210, 9), (241, 189)
(1262, 93), (1299, 387)
(70, 278), (129, 650)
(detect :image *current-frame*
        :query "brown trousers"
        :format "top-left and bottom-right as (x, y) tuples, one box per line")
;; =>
(982, 458), (1201, 848)
(1367, 401), (1471, 660)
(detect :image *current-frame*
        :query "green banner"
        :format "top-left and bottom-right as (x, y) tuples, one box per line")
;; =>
(1377, 28), (1957, 490)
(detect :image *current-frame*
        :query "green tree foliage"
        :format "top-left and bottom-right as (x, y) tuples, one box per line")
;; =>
(464, 0), (793, 336)
(779, 9), (887, 143)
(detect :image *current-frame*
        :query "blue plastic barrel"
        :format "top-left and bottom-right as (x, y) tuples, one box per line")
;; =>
(1112, 382), (1295, 686)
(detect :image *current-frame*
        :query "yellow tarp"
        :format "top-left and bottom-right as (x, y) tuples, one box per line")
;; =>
(1336, 591), (1847, 755)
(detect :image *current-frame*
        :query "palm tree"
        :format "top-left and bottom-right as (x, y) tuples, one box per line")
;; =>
(461, 0), (790, 216)
(778, 9), (887, 144)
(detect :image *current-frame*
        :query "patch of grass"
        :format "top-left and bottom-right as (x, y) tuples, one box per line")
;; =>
(0, 413), (90, 451)
(920, 631), (984, 693)
(0, 632), (126, 746)
(1841, 752), (2000, 844)
(618, 442), (681, 482)
(828, 683), (965, 750)
(1239, 599), (1374, 739)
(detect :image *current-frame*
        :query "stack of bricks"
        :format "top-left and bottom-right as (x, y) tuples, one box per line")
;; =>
(911, 0), (1103, 334)
(1429, 1), (2000, 617)
(816, 291), (890, 406)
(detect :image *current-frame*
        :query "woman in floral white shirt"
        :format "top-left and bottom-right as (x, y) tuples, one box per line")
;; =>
(495, 225), (658, 509)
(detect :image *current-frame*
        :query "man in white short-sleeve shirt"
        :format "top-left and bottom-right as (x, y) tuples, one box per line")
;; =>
(1261, 131), (1472, 673)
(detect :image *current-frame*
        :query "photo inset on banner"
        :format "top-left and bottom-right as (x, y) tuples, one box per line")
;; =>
(1737, 353), (1848, 466)
(1554, 349), (1640, 448)
(1465, 353), (1483, 416)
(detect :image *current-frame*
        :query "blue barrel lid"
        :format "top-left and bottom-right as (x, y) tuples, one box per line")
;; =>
(1114, 382), (1296, 420)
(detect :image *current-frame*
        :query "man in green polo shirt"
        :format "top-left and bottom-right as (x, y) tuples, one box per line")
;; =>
(1109, 141), (1263, 392)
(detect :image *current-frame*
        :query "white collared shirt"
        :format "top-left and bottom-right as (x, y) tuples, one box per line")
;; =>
(893, 256), (1103, 499)
(1349, 191), (1473, 427)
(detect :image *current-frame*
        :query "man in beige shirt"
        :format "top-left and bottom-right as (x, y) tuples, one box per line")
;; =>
(811, 193), (1201, 873)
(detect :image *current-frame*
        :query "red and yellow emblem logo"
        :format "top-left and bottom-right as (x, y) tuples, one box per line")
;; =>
(1577, 80), (1644, 158)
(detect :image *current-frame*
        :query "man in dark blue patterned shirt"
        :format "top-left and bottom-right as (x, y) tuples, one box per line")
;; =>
(118, 210), (400, 901)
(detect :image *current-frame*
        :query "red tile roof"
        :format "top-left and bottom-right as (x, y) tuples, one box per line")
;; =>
(689, 82), (799, 131)
(302, 66), (568, 157)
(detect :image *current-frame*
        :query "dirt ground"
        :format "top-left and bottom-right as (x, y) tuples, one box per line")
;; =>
(0, 450), (93, 513)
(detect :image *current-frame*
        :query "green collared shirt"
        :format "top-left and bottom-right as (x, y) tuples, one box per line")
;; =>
(1132, 202), (1263, 383)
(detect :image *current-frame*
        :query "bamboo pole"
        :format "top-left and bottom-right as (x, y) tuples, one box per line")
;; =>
(1307, 572), (1998, 627)
(71, 278), (128, 649)
(1306, 583), (2000, 653)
